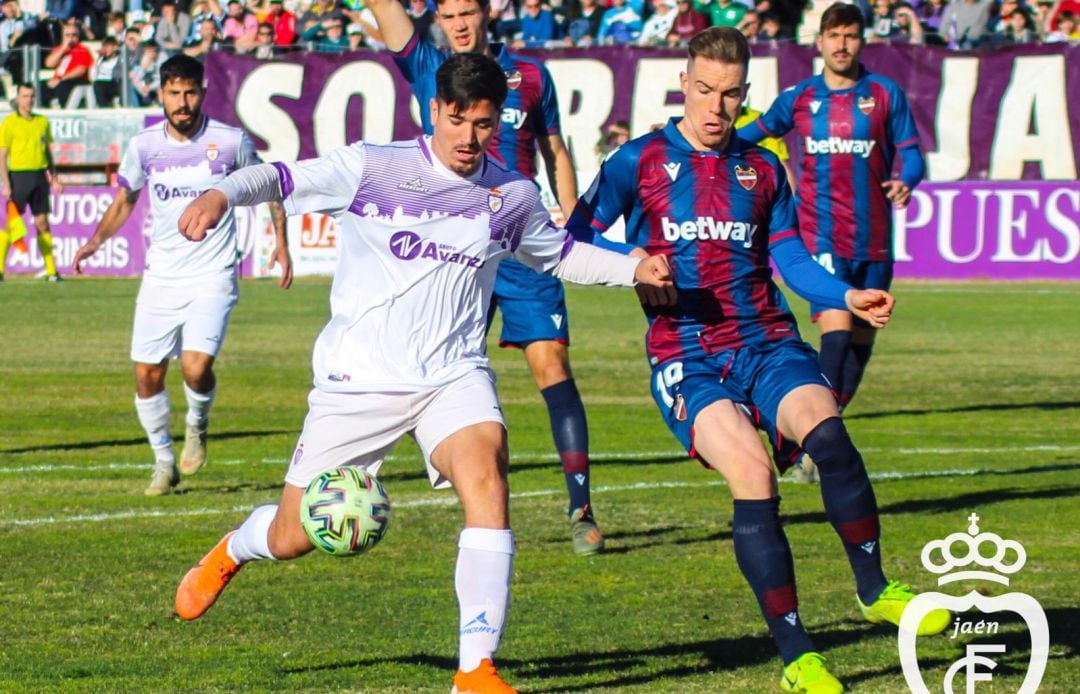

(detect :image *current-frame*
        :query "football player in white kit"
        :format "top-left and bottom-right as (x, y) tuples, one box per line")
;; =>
(72, 55), (292, 496)
(173, 54), (674, 694)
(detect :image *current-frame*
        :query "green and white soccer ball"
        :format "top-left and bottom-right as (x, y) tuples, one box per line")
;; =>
(300, 467), (392, 556)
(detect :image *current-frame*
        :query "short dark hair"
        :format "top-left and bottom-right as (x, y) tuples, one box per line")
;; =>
(101, 36), (118, 45)
(159, 54), (204, 87)
(820, 2), (865, 33)
(435, 0), (489, 11)
(435, 53), (508, 112)
(687, 26), (750, 72)
(15, 81), (34, 94)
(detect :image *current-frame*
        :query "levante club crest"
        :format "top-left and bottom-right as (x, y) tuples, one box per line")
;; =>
(899, 514), (1049, 694)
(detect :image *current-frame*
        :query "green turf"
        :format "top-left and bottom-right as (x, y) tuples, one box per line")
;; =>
(0, 277), (1077, 692)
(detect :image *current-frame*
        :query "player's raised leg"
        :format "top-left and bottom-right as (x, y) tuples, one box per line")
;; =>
(428, 420), (518, 694)
(776, 384), (950, 636)
(134, 361), (179, 496)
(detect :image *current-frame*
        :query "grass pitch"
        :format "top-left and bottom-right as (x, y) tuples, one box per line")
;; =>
(0, 277), (1077, 692)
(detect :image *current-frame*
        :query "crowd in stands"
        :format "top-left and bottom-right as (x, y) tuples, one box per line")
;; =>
(0, 0), (1076, 107)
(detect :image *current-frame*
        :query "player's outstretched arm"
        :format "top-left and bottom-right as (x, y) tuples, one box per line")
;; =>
(365, 0), (413, 51)
(633, 254), (677, 306)
(72, 188), (139, 274)
(179, 189), (229, 242)
(845, 288), (895, 329)
(267, 200), (293, 289)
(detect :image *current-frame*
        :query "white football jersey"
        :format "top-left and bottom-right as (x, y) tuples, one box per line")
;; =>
(275, 137), (570, 393)
(119, 117), (260, 284)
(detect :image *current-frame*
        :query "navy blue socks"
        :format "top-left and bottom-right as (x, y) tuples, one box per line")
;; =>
(541, 379), (592, 517)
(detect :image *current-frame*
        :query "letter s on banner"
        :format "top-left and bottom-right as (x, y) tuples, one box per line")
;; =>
(236, 62), (305, 162)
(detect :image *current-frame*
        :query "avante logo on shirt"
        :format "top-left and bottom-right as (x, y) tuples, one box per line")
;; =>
(663, 162), (681, 182)
(501, 107), (528, 130)
(804, 137), (877, 158)
(809, 100), (822, 114)
(858, 96), (876, 114)
(660, 217), (758, 248)
(397, 178), (428, 193)
(153, 183), (200, 201)
(388, 230), (484, 268)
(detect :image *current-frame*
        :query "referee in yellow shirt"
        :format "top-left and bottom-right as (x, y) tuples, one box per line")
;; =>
(0, 82), (63, 281)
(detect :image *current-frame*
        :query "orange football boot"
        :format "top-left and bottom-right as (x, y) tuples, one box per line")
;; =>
(450, 659), (518, 694)
(175, 531), (242, 621)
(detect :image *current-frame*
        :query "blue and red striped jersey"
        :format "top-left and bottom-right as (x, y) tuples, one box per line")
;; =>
(743, 68), (921, 262)
(567, 119), (807, 364)
(392, 34), (562, 179)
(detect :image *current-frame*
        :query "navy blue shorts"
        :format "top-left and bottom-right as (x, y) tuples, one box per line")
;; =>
(809, 254), (893, 326)
(490, 257), (569, 348)
(650, 339), (827, 457)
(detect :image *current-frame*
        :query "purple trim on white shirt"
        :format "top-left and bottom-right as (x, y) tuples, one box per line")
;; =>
(560, 233), (575, 259)
(417, 136), (433, 164)
(117, 175), (133, 191)
(272, 161), (294, 199)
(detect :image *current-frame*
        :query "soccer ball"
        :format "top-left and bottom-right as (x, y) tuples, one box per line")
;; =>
(300, 467), (392, 556)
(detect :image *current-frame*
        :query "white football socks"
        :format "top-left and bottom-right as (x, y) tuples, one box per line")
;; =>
(455, 528), (515, 672)
(227, 504), (279, 564)
(134, 391), (174, 464)
(184, 383), (215, 429)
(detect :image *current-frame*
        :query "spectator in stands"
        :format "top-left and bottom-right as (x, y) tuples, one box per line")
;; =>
(758, 11), (787, 39)
(215, 0), (258, 50)
(1043, 0), (1080, 38)
(0, 0), (35, 92)
(264, 0), (296, 44)
(301, 13), (348, 50)
(999, 3), (1039, 40)
(565, 0), (605, 45)
(183, 14), (221, 56)
(639, 0), (677, 43)
(91, 34), (120, 104)
(893, 2), (924, 41)
(868, 0), (901, 41)
(489, 0), (519, 40)
(695, 0), (746, 28)
(918, 0), (949, 42)
(594, 119), (629, 165)
(130, 39), (163, 104)
(346, 19), (363, 47)
(156, 0), (193, 53)
(298, 0), (337, 32)
(939, 0), (993, 47)
(40, 20), (91, 106)
(667, 0), (709, 44)
(42, 0), (74, 23)
(598, 0), (643, 43)
(513, 0), (558, 46)
(406, 0), (434, 42)
(104, 10), (124, 37)
(251, 19), (275, 55)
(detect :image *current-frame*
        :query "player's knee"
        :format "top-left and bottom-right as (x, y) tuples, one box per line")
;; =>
(801, 416), (861, 472)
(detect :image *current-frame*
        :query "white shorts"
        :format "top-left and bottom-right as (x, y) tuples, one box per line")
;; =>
(130, 275), (239, 363)
(284, 368), (505, 490)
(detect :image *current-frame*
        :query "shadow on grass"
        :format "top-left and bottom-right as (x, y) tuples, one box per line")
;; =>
(0, 429), (295, 455)
(577, 484), (1080, 554)
(279, 608), (1076, 691)
(847, 399), (1080, 421)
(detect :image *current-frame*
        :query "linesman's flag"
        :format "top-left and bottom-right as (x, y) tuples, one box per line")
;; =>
(7, 200), (28, 252)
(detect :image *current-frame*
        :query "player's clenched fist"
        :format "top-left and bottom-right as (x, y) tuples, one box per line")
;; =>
(634, 254), (677, 307)
(845, 288), (895, 329)
(179, 189), (229, 241)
